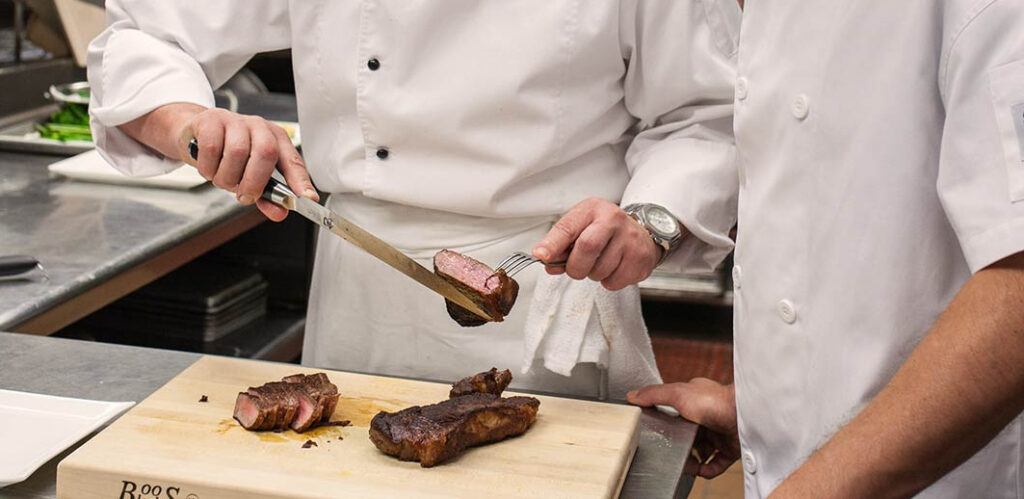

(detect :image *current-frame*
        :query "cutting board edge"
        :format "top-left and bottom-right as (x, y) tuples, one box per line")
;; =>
(611, 410), (641, 499)
(57, 459), (295, 499)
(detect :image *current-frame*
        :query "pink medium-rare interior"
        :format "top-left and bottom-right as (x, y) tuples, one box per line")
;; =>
(484, 273), (503, 292)
(290, 391), (318, 431)
(233, 393), (261, 428)
(435, 250), (495, 293)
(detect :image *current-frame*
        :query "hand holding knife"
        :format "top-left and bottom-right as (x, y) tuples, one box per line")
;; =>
(187, 138), (492, 321)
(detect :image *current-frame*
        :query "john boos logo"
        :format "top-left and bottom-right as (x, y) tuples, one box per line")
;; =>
(118, 480), (184, 499)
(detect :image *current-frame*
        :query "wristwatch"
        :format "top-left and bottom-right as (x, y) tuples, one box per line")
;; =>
(622, 203), (683, 266)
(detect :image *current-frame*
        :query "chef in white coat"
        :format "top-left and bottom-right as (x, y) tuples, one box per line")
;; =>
(86, 2), (741, 395)
(537, 0), (1024, 496)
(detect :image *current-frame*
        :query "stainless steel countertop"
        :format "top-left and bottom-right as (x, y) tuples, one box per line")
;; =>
(0, 93), (298, 331)
(0, 332), (695, 498)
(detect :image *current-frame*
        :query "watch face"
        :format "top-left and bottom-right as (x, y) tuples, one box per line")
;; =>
(646, 208), (678, 235)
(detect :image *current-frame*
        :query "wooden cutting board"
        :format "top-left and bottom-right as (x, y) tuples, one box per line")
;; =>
(57, 356), (640, 498)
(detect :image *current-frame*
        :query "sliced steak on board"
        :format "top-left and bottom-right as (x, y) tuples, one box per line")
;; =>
(233, 373), (340, 432)
(284, 375), (339, 430)
(433, 249), (519, 327)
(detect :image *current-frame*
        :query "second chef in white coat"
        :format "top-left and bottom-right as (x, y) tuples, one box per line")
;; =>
(86, 1), (741, 395)
(543, 0), (1024, 496)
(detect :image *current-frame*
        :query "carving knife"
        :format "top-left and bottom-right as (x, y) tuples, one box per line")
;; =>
(188, 140), (491, 321)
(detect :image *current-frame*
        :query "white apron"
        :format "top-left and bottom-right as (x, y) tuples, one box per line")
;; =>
(301, 193), (605, 396)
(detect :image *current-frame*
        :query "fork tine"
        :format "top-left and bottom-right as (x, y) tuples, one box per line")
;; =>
(502, 255), (526, 273)
(505, 257), (536, 277)
(500, 252), (530, 271)
(496, 251), (549, 276)
(496, 254), (517, 271)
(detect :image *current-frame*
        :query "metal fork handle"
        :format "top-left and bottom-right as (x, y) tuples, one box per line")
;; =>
(534, 259), (567, 267)
(497, 252), (567, 278)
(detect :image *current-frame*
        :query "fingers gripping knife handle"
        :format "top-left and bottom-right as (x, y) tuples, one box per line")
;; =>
(188, 138), (295, 209)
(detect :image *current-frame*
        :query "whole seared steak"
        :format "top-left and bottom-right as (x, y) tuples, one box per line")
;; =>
(233, 373), (340, 433)
(369, 369), (540, 467)
(433, 249), (519, 327)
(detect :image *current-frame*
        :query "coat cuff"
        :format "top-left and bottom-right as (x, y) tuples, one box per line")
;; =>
(621, 137), (737, 274)
(88, 29), (215, 176)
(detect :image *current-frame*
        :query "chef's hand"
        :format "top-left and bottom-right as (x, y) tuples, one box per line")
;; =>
(532, 198), (661, 290)
(627, 379), (740, 479)
(118, 103), (318, 222)
(178, 107), (317, 222)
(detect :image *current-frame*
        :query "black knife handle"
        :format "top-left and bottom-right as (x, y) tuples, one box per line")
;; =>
(188, 138), (283, 204)
(0, 255), (40, 278)
(187, 137), (199, 162)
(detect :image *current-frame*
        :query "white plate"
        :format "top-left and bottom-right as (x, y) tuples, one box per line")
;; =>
(48, 150), (210, 189)
(0, 390), (134, 488)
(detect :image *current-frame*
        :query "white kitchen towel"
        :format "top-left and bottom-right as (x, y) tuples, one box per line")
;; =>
(522, 273), (662, 399)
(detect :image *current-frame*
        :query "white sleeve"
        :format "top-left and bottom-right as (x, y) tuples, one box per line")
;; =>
(86, 0), (291, 176)
(618, 0), (741, 273)
(938, 0), (1024, 272)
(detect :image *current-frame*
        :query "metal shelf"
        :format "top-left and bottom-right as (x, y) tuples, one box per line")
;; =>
(639, 268), (733, 306)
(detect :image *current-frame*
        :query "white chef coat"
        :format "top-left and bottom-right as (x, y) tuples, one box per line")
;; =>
(86, 1), (740, 393)
(680, 1), (1024, 497)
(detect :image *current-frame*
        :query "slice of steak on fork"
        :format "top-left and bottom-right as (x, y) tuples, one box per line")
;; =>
(433, 250), (519, 327)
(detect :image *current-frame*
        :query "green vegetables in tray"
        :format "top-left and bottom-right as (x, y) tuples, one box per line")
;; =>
(35, 102), (92, 142)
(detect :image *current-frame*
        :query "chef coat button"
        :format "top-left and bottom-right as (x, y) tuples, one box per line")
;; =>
(367, 58), (381, 71)
(778, 299), (797, 324)
(792, 94), (810, 120)
(731, 265), (742, 289)
(736, 77), (749, 101)
(742, 450), (757, 474)
(376, 148), (389, 160)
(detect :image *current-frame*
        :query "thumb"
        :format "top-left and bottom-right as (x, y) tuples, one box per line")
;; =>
(629, 381), (735, 431)
(533, 204), (594, 262)
(627, 383), (684, 410)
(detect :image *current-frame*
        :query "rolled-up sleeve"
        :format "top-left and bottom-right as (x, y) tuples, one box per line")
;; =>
(938, 0), (1024, 272)
(618, 0), (741, 273)
(86, 0), (291, 176)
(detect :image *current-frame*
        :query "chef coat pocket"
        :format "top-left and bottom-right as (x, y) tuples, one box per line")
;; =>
(988, 59), (1024, 202)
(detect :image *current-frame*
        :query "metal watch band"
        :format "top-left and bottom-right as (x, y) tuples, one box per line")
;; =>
(623, 204), (680, 266)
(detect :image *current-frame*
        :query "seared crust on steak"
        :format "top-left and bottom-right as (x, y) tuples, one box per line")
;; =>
(434, 250), (519, 327)
(449, 368), (513, 398)
(369, 393), (540, 467)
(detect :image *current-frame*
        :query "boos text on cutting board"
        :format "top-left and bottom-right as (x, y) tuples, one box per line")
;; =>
(117, 479), (189, 499)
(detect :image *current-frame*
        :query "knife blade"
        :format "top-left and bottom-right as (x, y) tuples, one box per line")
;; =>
(263, 179), (493, 320)
(187, 139), (491, 321)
